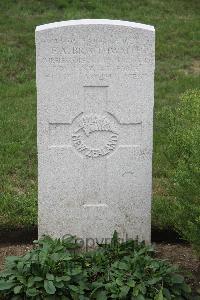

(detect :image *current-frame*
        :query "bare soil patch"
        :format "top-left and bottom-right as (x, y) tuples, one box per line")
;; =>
(0, 244), (33, 271)
(155, 243), (200, 292)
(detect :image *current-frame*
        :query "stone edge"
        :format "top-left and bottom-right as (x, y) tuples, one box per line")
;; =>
(36, 19), (154, 32)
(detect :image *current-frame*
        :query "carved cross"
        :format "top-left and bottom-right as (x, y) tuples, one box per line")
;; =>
(49, 86), (142, 207)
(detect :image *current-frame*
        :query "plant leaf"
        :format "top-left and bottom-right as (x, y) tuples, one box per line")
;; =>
(26, 287), (39, 297)
(96, 290), (107, 300)
(154, 289), (163, 300)
(44, 280), (56, 294)
(135, 295), (145, 300)
(171, 274), (184, 284)
(14, 285), (23, 294)
(119, 285), (130, 297)
(0, 280), (15, 290)
(46, 273), (54, 281)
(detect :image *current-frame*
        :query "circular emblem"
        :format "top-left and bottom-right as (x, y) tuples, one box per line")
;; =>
(71, 112), (119, 158)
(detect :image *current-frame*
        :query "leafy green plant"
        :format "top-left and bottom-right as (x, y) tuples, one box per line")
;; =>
(0, 235), (89, 299)
(0, 232), (192, 299)
(162, 89), (200, 255)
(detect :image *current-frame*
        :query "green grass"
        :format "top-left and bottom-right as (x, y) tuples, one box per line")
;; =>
(0, 0), (199, 229)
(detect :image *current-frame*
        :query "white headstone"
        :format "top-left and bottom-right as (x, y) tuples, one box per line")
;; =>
(36, 19), (155, 244)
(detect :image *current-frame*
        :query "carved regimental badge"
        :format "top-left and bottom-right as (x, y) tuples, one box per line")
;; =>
(72, 113), (119, 158)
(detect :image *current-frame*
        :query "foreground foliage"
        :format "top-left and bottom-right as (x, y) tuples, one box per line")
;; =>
(0, 232), (192, 299)
(163, 89), (200, 256)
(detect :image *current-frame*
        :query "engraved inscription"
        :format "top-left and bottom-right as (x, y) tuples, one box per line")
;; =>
(72, 114), (119, 158)
(51, 45), (133, 56)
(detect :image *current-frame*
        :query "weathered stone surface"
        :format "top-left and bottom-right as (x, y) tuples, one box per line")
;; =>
(36, 19), (155, 244)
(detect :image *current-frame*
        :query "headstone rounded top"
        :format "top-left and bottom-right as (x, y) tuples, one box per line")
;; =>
(36, 19), (154, 32)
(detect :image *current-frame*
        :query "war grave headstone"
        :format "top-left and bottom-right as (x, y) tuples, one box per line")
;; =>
(36, 19), (155, 245)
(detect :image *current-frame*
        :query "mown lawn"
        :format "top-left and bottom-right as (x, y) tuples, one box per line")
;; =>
(0, 0), (199, 229)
